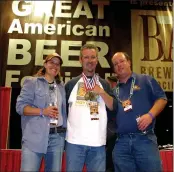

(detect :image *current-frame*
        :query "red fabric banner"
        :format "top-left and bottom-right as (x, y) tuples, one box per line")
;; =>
(0, 87), (11, 149)
(160, 150), (173, 172)
(0, 150), (87, 172)
(0, 149), (172, 172)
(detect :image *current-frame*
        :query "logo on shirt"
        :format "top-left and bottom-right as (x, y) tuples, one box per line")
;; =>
(133, 85), (141, 90)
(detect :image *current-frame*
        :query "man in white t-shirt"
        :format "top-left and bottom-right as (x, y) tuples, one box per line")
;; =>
(65, 44), (117, 172)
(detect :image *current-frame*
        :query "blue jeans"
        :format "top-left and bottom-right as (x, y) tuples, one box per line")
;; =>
(112, 131), (162, 172)
(65, 142), (106, 172)
(21, 133), (65, 172)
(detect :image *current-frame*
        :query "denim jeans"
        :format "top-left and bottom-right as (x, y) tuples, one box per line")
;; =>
(65, 141), (106, 172)
(112, 131), (162, 172)
(21, 133), (65, 172)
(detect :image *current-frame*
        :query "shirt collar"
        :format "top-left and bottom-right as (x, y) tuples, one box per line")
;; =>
(37, 76), (48, 82)
(117, 72), (136, 85)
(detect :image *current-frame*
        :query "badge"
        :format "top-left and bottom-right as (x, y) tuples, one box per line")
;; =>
(122, 99), (132, 112)
(88, 101), (99, 120)
(76, 83), (86, 100)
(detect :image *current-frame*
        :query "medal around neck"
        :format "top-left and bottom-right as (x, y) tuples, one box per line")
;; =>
(84, 91), (98, 101)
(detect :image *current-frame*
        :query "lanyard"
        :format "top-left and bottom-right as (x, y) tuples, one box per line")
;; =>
(116, 77), (135, 103)
(82, 72), (98, 91)
(49, 82), (58, 104)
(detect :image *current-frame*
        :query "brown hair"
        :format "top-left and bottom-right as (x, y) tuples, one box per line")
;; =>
(80, 44), (99, 57)
(34, 53), (63, 84)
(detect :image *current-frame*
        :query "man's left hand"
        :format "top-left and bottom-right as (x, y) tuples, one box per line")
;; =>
(93, 85), (104, 95)
(137, 114), (153, 131)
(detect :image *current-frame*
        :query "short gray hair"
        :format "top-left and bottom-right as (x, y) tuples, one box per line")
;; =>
(80, 44), (99, 57)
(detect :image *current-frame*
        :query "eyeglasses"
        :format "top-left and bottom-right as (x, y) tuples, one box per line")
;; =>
(47, 60), (60, 66)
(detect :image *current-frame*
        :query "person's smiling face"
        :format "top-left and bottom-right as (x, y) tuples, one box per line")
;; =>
(44, 57), (61, 78)
(80, 48), (98, 76)
(112, 53), (131, 81)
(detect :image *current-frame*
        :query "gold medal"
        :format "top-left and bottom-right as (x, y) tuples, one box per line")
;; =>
(85, 91), (98, 101)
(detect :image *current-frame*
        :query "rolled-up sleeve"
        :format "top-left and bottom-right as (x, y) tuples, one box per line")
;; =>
(16, 77), (35, 115)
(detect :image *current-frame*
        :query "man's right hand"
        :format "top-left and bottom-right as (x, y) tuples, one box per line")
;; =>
(43, 106), (59, 119)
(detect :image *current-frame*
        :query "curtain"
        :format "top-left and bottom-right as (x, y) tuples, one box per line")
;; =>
(0, 87), (11, 149)
(160, 150), (173, 172)
(0, 149), (21, 171)
(0, 150), (87, 172)
(0, 149), (172, 172)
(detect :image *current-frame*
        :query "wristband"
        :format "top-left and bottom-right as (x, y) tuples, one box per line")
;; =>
(40, 108), (44, 117)
(148, 112), (154, 120)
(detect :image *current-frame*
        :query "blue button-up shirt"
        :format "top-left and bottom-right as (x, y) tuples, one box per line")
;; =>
(16, 77), (67, 153)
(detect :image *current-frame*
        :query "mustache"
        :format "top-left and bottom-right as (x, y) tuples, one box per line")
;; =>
(86, 62), (94, 65)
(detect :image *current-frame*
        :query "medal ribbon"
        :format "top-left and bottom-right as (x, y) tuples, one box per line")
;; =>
(82, 72), (98, 91)
(116, 77), (135, 103)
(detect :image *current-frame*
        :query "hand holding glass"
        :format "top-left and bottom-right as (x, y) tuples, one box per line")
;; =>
(50, 102), (58, 125)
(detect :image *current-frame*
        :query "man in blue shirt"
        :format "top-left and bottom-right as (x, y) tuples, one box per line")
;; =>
(111, 52), (167, 172)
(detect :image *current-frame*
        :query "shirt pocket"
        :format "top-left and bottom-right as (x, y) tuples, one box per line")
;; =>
(34, 88), (46, 108)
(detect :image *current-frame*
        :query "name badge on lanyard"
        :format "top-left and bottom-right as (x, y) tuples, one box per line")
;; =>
(116, 77), (135, 113)
(122, 99), (132, 112)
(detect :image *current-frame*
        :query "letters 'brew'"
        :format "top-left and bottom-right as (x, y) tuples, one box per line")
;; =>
(49, 102), (58, 125)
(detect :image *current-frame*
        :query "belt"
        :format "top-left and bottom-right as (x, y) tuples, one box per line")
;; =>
(117, 129), (154, 137)
(49, 126), (66, 134)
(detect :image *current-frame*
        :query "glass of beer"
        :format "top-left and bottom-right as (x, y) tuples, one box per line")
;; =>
(49, 101), (58, 125)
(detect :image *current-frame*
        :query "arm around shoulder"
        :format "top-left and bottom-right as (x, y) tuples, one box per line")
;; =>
(99, 78), (118, 111)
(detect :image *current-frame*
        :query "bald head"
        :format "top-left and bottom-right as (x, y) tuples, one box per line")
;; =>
(111, 52), (132, 82)
(112, 52), (130, 63)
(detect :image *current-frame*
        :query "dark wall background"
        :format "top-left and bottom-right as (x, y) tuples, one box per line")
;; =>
(155, 92), (173, 145)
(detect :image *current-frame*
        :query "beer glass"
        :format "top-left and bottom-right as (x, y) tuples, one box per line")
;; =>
(49, 101), (58, 125)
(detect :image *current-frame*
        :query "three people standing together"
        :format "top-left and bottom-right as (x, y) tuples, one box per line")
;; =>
(16, 45), (167, 172)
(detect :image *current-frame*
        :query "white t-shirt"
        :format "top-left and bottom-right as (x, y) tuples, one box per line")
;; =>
(66, 78), (107, 146)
